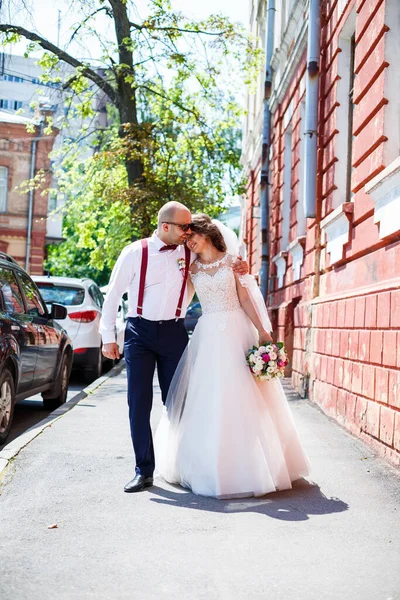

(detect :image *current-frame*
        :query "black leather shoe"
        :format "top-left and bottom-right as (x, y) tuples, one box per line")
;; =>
(124, 474), (154, 493)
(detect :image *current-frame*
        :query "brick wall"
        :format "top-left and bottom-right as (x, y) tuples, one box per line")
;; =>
(0, 121), (56, 274)
(242, 0), (400, 466)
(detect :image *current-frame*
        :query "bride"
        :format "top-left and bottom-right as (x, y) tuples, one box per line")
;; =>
(155, 214), (310, 499)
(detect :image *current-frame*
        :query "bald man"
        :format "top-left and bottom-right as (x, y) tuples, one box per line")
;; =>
(100, 201), (247, 493)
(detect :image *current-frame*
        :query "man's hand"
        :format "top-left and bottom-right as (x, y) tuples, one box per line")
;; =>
(102, 342), (120, 360)
(232, 255), (249, 276)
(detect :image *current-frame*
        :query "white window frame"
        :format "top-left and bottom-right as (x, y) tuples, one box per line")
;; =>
(282, 124), (293, 250)
(297, 100), (306, 236)
(331, 8), (356, 210)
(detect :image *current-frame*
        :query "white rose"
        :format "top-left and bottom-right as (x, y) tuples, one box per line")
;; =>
(267, 366), (275, 373)
(268, 360), (275, 367)
(249, 354), (255, 363)
(269, 352), (277, 360)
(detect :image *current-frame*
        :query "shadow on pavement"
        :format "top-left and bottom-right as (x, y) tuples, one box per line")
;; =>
(149, 479), (349, 521)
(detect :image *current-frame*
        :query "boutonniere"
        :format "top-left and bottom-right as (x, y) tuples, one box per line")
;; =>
(177, 258), (186, 277)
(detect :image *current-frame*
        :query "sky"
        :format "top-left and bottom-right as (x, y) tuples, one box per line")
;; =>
(3, 0), (250, 61)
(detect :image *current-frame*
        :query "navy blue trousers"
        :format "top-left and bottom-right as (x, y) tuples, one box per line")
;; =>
(124, 317), (188, 477)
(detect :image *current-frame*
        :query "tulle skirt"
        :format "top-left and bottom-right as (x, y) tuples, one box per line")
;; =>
(155, 309), (310, 499)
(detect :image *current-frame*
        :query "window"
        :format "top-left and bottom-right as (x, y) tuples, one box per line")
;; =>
(282, 125), (293, 249)
(0, 99), (23, 110)
(0, 167), (8, 213)
(346, 34), (356, 203)
(0, 268), (25, 314)
(3, 74), (24, 83)
(36, 283), (85, 306)
(332, 9), (356, 209)
(89, 284), (104, 308)
(48, 191), (57, 212)
(18, 273), (46, 316)
(297, 101), (306, 236)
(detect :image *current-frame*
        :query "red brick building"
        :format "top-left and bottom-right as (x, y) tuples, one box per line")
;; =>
(242, 0), (400, 465)
(0, 110), (57, 274)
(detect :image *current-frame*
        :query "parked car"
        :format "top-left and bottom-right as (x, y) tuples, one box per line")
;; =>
(0, 253), (73, 444)
(33, 276), (108, 383)
(185, 301), (202, 333)
(100, 285), (127, 357)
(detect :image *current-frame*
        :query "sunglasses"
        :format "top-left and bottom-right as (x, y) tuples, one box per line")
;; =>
(162, 221), (193, 232)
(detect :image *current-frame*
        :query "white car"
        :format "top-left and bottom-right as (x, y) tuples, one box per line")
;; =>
(33, 276), (110, 383)
(100, 284), (127, 355)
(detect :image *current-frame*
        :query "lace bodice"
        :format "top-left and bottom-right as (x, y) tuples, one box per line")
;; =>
(190, 254), (242, 319)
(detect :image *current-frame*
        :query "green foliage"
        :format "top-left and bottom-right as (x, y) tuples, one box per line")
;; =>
(1, 0), (259, 277)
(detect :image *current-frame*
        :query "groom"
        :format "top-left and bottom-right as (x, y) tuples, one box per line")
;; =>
(100, 201), (247, 493)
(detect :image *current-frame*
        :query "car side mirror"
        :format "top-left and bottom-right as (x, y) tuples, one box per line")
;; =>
(50, 302), (67, 320)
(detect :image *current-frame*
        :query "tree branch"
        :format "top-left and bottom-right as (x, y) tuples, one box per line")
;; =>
(129, 21), (228, 36)
(138, 84), (205, 124)
(0, 24), (118, 105)
(69, 6), (112, 44)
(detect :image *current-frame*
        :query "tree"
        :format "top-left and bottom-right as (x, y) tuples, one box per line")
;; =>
(1, 0), (261, 275)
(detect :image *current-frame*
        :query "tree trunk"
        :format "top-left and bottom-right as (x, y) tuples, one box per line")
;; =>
(109, 0), (144, 191)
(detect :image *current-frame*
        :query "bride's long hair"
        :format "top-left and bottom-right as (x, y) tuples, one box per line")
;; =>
(190, 214), (227, 252)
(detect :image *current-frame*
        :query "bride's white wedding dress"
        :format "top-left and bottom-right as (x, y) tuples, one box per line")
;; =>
(155, 254), (310, 499)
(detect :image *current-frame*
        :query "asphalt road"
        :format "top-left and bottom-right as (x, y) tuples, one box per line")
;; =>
(0, 363), (114, 451)
(0, 370), (399, 600)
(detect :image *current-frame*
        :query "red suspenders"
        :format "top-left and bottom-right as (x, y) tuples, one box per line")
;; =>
(176, 245), (191, 318)
(137, 239), (190, 319)
(137, 238), (148, 316)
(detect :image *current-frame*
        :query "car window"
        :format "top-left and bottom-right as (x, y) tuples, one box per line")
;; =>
(0, 267), (25, 314)
(18, 273), (46, 317)
(89, 284), (103, 308)
(37, 283), (85, 306)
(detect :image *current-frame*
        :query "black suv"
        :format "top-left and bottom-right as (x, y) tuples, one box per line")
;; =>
(0, 253), (73, 444)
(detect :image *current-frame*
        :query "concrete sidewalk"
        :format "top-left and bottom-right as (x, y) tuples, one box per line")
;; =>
(0, 367), (399, 600)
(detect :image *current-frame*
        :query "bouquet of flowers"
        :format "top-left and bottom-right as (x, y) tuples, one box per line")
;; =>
(246, 342), (288, 381)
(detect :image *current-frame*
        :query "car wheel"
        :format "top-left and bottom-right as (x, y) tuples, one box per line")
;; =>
(42, 354), (70, 410)
(104, 357), (116, 371)
(83, 347), (103, 384)
(0, 368), (16, 445)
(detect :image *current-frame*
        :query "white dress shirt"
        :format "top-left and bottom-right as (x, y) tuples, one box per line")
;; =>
(99, 233), (195, 344)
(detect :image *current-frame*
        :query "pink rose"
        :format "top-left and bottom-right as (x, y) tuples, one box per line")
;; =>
(262, 353), (270, 363)
(277, 359), (284, 367)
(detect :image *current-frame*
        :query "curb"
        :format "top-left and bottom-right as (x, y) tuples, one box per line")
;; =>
(0, 359), (126, 476)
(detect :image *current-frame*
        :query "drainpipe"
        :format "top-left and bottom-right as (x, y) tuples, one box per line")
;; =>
(303, 0), (320, 218)
(259, 0), (276, 300)
(25, 125), (43, 272)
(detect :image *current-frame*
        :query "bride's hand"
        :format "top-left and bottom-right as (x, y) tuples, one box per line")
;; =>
(258, 329), (273, 345)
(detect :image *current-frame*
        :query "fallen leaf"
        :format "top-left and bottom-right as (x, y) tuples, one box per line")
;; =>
(47, 523), (58, 529)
